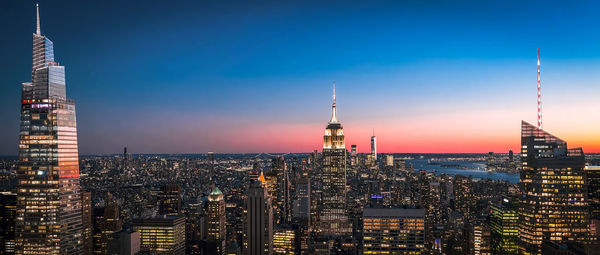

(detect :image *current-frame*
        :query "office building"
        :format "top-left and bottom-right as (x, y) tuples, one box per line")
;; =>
(320, 85), (350, 236)
(292, 178), (310, 223)
(15, 4), (84, 254)
(453, 175), (474, 221)
(107, 229), (141, 255)
(471, 223), (491, 255)
(158, 184), (181, 216)
(519, 121), (590, 254)
(362, 207), (426, 254)
(207, 186), (226, 253)
(0, 192), (16, 254)
(93, 202), (123, 254)
(82, 191), (93, 255)
(132, 215), (186, 255)
(273, 227), (296, 255)
(245, 180), (273, 255)
(490, 197), (518, 254)
(371, 130), (377, 160)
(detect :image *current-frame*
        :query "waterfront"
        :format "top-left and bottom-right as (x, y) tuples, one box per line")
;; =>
(408, 159), (520, 184)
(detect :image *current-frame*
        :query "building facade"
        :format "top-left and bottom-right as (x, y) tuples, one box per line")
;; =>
(207, 186), (226, 253)
(132, 216), (186, 255)
(362, 207), (426, 254)
(245, 180), (273, 255)
(0, 192), (17, 254)
(15, 4), (84, 254)
(320, 86), (350, 236)
(490, 197), (518, 254)
(518, 121), (590, 254)
(158, 184), (181, 216)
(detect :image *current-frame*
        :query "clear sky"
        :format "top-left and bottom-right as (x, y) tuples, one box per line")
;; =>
(1, 0), (599, 155)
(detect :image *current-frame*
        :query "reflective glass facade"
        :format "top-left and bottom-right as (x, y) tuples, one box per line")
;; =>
(15, 11), (83, 254)
(518, 121), (590, 255)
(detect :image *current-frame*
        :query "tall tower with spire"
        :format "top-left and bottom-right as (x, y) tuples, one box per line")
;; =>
(537, 48), (542, 129)
(320, 83), (350, 236)
(371, 129), (377, 160)
(15, 4), (84, 254)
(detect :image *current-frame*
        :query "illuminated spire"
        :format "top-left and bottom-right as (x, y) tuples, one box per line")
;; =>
(258, 170), (266, 184)
(329, 82), (338, 123)
(537, 48), (542, 129)
(36, 3), (41, 35)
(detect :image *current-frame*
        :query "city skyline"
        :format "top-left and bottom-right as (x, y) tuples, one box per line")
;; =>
(2, 1), (600, 155)
(5, 2), (600, 254)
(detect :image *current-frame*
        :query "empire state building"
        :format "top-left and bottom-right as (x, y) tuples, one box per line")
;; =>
(320, 84), (351, 236)
(15, 4), (84, 254)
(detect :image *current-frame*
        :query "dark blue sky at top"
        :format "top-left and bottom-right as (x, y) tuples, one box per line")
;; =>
(1, 0), (600, 154)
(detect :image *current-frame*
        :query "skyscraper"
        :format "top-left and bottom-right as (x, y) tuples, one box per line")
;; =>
(490, 197), (518, 254)
(245, 180), (273, 255)
(82, 191), (93, 255)
(320, 84), (350, 236)
(518, 121), (590, 254)
(207, 186), (226, 253)
(15, 4), (84, 254)
(158, 184), (181, 216)
(453, 175), (474, 221)
(371, 129), (377, 160)
(93, 202), (123, 254)
(585, 166), (600, 243)
(0, 192), (17, 255)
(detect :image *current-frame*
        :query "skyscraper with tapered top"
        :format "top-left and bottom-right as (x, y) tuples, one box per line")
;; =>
(15, 4), (84, 254)
(320, 83), (351, 236)
(518, 50), (590, 254)
(518, 122), (590, 254)
(371, 129), (377, 160)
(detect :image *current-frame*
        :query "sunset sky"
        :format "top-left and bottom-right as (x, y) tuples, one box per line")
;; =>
(1, 0), (599, 154)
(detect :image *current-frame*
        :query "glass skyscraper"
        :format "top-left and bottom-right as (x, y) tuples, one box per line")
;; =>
(15, 4), (84, 254)
(518, 121), (590, 255)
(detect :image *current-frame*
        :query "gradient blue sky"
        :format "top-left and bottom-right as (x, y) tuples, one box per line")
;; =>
(1, 0), (600, 154)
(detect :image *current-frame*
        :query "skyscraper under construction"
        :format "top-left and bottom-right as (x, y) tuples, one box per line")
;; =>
(15, 4), (84, 254)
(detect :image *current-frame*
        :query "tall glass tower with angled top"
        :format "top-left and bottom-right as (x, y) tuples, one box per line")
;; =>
(518, 121), (590, 255)
(15, 4), (83, 254)
(319, 84), (351, 236)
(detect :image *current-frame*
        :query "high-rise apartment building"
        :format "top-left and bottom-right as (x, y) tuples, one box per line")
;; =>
(132, 215), (186, 255)
(320, 85), (350, 236)
(519, 121), (590, 254)
(207, 186), (226, 253)
(245, 180), (273, 255)
(362, 207), (426, 254)
(15, 4), (84, 254)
